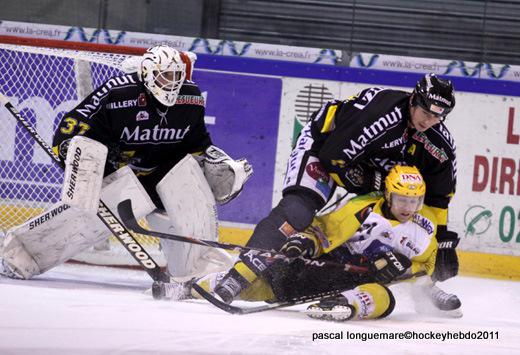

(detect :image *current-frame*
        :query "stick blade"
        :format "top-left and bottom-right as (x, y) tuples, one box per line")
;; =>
(117, 199), (140, 231)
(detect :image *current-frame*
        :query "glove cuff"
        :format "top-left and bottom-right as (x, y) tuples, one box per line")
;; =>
(436, 229), (459, 241)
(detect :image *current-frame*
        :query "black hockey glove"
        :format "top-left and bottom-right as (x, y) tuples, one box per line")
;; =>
(370, 251), (411, 284)
(343, 164), (385, 194)
(280, 233), (320, 258)
(432, 230), (459, 282)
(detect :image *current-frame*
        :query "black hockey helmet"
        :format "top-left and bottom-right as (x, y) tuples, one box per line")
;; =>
(412, 73), (455, 117)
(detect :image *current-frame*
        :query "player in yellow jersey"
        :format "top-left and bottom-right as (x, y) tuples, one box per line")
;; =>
(158, 166), (461, 320)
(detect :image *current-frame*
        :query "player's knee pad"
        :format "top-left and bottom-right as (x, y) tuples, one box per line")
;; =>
(101, 165), (156, 219)
(342, 283), (395, 320)
(278, 192), (324, 230)
(247, 191), (323, 249)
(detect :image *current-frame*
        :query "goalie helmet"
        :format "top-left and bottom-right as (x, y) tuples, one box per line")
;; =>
(138, 45), (186, 107)
(384, 165), (426, 212)
(412, 73), (455, 118)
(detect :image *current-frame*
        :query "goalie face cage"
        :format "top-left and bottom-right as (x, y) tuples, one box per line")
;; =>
(0, 37), (166, 267)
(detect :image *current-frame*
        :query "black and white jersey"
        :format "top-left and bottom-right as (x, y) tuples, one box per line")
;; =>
(310, 87), (410, 193)
(405, 123), (457, 220)
(306, 86), (456, 225)
(53, 72), (212, 178)
(52, 73), (211, 208)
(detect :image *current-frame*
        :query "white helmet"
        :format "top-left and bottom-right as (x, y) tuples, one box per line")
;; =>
(138, 45), (186, 107)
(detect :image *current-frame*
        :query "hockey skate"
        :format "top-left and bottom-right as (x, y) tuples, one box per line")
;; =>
(213, 268), (251, 304)
(152, 278), (195, 301)
(430, 284), (462, 311)
(412, 283), (462, 318)
(151, 270), (229, 301)
(306, 296), (356, 322)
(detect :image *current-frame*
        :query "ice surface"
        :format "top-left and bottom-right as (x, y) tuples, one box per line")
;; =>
(1, 264), (519, 354)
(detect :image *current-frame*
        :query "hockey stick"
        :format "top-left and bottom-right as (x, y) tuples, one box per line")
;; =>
(0, 93), (170, 282)
(192, 271), (428, 315)
(117, 198), (370, 274)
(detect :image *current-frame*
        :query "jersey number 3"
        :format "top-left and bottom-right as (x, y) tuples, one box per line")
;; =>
(60, 117), (91, 135)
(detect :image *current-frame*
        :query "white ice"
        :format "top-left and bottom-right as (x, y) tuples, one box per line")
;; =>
(1, 264), (519, 354)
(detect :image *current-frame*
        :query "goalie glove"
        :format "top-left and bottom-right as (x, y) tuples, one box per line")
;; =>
(280, 232), (320, 258)
(370, 251), (411, 284)
(202, 146), (253, 205)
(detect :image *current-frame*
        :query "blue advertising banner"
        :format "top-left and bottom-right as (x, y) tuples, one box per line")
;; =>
(195, 71), (282, 224)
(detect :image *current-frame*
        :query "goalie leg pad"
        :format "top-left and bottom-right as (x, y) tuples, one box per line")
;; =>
(0, 203), (107, 279)
(71, 166), (157, 264)
(155, 155), (232, 280)
(101, 165), (156, 219)
(61, 136), (107, 213)
(0, 235), (39, 279)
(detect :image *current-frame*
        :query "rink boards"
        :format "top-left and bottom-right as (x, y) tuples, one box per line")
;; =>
(194, 55), (520, 279)
(1, 47), (519, 279)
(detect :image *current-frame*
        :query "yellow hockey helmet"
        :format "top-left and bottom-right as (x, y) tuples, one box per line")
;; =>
(384, 165), (426, 212)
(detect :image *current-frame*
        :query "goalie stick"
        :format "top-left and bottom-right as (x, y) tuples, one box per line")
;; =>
(117, 199), (370, 274)
(0, 93), (170, 282)
(191, 271), (428, 315)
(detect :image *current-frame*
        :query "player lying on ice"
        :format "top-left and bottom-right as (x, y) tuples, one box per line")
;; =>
(154, 165), (462, 320)
(0, 45), (250, 281)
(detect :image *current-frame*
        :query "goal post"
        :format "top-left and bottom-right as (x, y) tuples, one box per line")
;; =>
(0, 35), (166, 267)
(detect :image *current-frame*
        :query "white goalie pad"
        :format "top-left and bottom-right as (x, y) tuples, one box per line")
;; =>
(0, 203), (107, 279)
(154, 154), (232, 280)
(61, 136), (107, 214)
(0, 164), (157, 278)
(100, 165), (156, 219)
(71, 165), (157, 264)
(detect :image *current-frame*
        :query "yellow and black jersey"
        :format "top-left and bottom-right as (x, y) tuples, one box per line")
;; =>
(309, 194), (438, 275)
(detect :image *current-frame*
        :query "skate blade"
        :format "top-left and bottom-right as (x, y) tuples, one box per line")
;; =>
(417, 306), (463, 318)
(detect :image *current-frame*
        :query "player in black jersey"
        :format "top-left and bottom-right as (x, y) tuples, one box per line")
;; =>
(53, 45), (252, 209)
(215, 73), (460, 308)
(0, 45), (253, 281)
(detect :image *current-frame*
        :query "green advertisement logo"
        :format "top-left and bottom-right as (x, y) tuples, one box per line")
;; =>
(464, 205), (493, 237)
